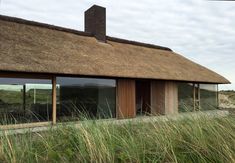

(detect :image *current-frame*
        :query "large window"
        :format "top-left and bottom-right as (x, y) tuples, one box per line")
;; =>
(200, 84), (218, 110)
(56, 77), (116, 121)
(178, 83), (218, 112)
(178, 83), (194, 112)
(0, 77), (52, 124)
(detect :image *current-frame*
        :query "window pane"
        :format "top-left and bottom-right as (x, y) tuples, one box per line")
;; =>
(200, 84), (218, 110)
(136, 80), (151, 115)
(57, 77), (116, 121)
(0, 77), (52, 124)
(178, 83), (194, 112)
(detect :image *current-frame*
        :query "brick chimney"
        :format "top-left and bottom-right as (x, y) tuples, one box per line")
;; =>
(85, 5), (106, 42)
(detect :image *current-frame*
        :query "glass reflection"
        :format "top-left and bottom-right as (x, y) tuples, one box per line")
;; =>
(200, 84), (218, 110)
(178, 83), (218, 112)
(178, 83), (194, 112)
(0, 77), (52, 124)
(56, 77), (116, 121)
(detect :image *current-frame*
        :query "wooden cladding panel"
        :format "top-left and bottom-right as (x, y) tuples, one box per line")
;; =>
(151, 81), (165, 115)
(151, 81), (178, 115)
(52, 76), (57, 124)
(117, 79), (136, 119)
(165, 81), (178, 114)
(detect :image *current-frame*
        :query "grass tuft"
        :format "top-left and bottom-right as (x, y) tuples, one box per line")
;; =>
(0, 115), (235, 162)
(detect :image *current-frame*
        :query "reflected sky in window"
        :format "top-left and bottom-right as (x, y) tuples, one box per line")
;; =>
(57, 77), (116, 87)
(0, 78), (52, 91)
(0, 78), (51, 85)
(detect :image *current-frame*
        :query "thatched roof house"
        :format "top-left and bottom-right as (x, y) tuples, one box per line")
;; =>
(0, 5), (229, 128)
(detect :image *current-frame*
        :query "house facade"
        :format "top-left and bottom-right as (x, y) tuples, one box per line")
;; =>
(0, 5), (229, 127)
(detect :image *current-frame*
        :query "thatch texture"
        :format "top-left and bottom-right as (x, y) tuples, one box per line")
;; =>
(0, 15), (229, 84)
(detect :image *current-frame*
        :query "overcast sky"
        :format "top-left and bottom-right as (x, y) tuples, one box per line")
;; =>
(0, 0), (234, 90)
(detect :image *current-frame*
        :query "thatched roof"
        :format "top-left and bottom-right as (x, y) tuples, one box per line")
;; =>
(0, 15), (229, 84)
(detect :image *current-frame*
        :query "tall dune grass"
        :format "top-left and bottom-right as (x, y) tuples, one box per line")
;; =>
(0, 115), (235, 163)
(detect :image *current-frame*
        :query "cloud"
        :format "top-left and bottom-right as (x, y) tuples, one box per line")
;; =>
(0, 0), (234, 89)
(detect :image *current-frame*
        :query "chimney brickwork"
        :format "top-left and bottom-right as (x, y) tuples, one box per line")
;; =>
(85, 5), (106, 42)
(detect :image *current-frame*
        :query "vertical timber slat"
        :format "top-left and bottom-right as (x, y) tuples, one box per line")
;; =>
(117, 79), (136, 119)
(151, 81), (178, 115)
(52, 76), (57, 124)
(165, 81), (178, 114)
(151, 81), (165, 115)
(193, 83), (196, 111)
(23, 84), (26, 114)
(216, 84), (219, 109)
(198, 85), (200, 110)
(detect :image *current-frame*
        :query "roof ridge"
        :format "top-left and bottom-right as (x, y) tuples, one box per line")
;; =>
(106, 36), (172, 51)
(0, 15), (92, 37)
(0, 14), (172, 51)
